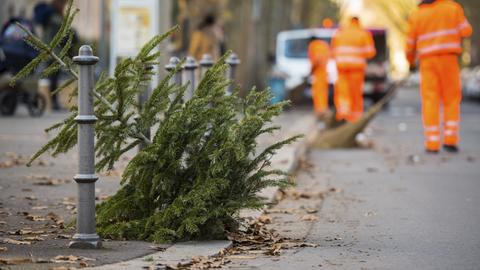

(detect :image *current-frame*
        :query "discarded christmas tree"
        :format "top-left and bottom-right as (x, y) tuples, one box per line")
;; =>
(14, 0), (300, 243)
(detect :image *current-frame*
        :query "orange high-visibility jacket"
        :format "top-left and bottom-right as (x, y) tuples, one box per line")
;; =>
(406, 0), (472, 64)
(331, 23), (376, 70)
(308, 40), (330, 73)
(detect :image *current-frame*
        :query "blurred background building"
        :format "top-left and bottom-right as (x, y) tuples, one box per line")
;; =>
(1, 0), (478, 92)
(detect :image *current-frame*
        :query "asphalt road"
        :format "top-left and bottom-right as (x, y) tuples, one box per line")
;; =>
(226, 87), (480, 269)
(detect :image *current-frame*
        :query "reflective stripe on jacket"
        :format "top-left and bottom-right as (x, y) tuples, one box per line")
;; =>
(331, 23), (376, 70)
(406, 0), (472, 63)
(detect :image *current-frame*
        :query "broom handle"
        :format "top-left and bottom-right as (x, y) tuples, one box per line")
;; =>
(375, 79), (407, 108)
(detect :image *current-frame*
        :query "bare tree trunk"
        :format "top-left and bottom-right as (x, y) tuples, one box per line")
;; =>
(458, 0), (480, 66)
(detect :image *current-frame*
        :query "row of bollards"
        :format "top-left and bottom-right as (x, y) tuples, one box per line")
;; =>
(164, 53), (241, 96)
(69, 46), (241, 248)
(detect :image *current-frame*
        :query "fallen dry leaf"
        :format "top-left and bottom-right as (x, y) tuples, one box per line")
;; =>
(51, 255), (95, 263)
(257, 215), (272, 224)
(265, 243), (282, 256)
(2, 238), (31, 245)
(46, 212), (64, 228)
(265, 208), (295, 214)
(0, 257), (31, 265)
(0, 152), (38, 169)
(51, 267), (78, 270)
(328, 187), (341, 193)
(281, 242), (318, 248)
(34, 179), (68, 186)
(22, 236), (44, 242)
(7, 229), (42, 235)
(95, 194), (109, 201)
(60, 198), (76, 207)
(56, 234), (71, 239)
(0, 160), (15, 168)
(171, 255), (229, 269)
(225, 255), (257, 260)
(26, 174), (68, 186)
(36, 159), (52, 166)
(298, 157), (315, 172)
(300, 214), (318, 221)
(279, 188), (328, 200)
(26, 174), (50, 180)
(150, 245), (167, 251)
(100, 168), (122, 178)
(26, 214), (45, 221)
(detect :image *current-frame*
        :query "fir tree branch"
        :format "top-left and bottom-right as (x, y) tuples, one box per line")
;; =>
(16, 23), (152, 146)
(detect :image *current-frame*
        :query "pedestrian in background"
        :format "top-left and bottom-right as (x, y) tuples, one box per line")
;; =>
(331, 16), (376, 122)
(188, 14), (224, 61)
(308, 37), (330, 119)
(406, 0), (472, 153)
(326, 56), (338, 108)
(33, 0), (67, 111)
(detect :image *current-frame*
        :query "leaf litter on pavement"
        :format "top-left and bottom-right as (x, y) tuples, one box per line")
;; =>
(163, 217), (319, 270)
(1, 163), (338, 269)
(0, 152), (52, 169)
(0, 253), (95, 267)
(25, 174), (70, 186)
(162, 185), (340, 269)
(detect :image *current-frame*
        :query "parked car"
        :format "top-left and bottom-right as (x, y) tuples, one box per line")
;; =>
(275, 27), (391, 104)
(461, 66), (480, 100)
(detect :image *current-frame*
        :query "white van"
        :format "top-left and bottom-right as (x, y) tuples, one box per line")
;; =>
(275, 28), (390, 103)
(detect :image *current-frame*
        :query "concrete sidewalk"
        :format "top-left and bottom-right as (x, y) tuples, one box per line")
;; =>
(223, 87), (480, 269)
(304, 89), (480, 269)
(0, 106), (316, 269)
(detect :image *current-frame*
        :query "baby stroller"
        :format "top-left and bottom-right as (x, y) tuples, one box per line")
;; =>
(0, 17), (46, 116)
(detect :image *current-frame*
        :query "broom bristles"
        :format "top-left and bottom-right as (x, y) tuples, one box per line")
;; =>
(311, 81), (402, 149)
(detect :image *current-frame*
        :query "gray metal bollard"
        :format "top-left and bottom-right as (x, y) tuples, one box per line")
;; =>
(183, 56), (198, 100)
(226, 53), (240, 95)
(165, 56), (183, 86)
(138, 66), (153, 151)
(69, 45), (101, 249)
(199, 54), (214, 79)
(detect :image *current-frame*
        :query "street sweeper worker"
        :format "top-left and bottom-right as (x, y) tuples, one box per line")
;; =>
(308, 37), (331, 118)
(331, 16), (376, 122)
(406, 0), (472, 153)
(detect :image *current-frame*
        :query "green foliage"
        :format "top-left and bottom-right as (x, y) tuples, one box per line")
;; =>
(14, 0), (300, 243)
(10, 0), (78, 86)
(96, 58), (300, 242)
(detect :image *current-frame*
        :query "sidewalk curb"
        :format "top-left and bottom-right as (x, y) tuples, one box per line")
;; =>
(89, 114), (318, 269)
(240, 119), (317, 221)
(85, 241), (233, 269)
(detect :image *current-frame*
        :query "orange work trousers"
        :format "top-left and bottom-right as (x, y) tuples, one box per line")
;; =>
(311, 69), (328, 114)
(335, 69), (365, 122)
(419, 54), (462, 151)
